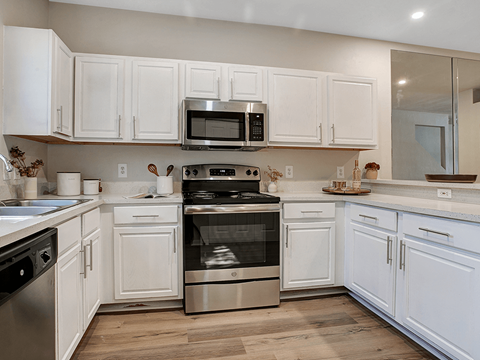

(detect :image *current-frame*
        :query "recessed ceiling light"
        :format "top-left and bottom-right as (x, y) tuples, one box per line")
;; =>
(398, 80), (406, 85)
(411, 12), (424, 19)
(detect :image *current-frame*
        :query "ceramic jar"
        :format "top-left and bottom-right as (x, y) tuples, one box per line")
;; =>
(365, 169), (378, 179)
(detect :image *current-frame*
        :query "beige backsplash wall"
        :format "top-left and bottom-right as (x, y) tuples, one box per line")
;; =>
(45, 3), (480, 185)
(0, 0), (49, 198)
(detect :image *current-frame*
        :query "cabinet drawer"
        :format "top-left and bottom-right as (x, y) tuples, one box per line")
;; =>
(114, 205), (178, 224)
(57, 216), (81, 256)
(82, 207), (100, 237)
(283, 203), (335, 220)
(403, 212), (480, 254)
(349, 204), (397, 231)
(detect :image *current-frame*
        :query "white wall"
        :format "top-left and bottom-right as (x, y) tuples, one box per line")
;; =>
(0, 0), (49, 198)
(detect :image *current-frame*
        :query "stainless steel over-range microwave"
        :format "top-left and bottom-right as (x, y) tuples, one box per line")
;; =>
(182, 100), (267, 151)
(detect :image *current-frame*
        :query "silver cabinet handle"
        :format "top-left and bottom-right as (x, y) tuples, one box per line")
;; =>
(56, 106), (63, 132)
(217, 78), (220, 99)
(331, 124), (335, 143)
(80, 246), (88, 279)
(418, 227), (451, 238)
(399, 240), (406, 270)
(89, 239), (93, 272)
(230, 78), (234, 100)
(359, 214), (378, 221)
(118, 115), (122, 138)
(133, 116), (137, 139)
(133, 214), (160, 218)
(285, 225), (289, 248)
(319, 123), (322, 143)
(301, 210), (323, 213)
(386, 236), (393, 265)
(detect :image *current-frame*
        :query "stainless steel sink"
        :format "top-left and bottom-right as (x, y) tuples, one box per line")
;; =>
(0, 199), (92, 218)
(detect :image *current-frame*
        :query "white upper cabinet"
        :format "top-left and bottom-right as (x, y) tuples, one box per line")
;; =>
(185, 63), (222, 99)
(327, 75), (377, 147)
(3, 27), (73, 139)
(74, 56), (125, 139)
(131, 60), (179, 141)
(228, 66), (263, 102)
(268, 69), (323, 146)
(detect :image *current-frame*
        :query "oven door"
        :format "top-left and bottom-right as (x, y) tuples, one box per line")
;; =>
(183, 204), (280, 281)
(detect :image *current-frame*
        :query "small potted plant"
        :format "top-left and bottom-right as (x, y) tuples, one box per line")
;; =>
(264, 165), (283, 193)
(365, 162), (380, 180)
(9, 146), (44, 199)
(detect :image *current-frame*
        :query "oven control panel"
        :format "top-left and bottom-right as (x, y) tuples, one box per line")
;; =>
(183, 164), (260, 180)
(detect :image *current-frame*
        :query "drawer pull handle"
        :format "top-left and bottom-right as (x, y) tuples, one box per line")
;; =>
(301, 210), (323, 213)
(359, 214), (378, 221)
(133, 214), (160, 218)
(418, 227), (451, 238)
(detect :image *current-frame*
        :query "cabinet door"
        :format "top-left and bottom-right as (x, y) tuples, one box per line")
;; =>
(327, 75), (377, 146)
(53, 35), (74, 137)
(346, 223), (396, 316)
(228, 66), (263, 102)
(113, 226), (178, 299)
(83, 229), (101, 330)
(75, 56), (125, 139)
(399, 238), (480, 360)
(185, 63), (221, 99)
(268, 69), (323, 145)
(283, 222), (335, 289)
(132, 60), (179, 141)
(57, 244), (82, 360)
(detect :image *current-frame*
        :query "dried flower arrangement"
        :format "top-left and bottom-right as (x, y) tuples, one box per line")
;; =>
(264, 165), (283, 183)
(9, 146), (44, 177)
(365, 162), (380, 170)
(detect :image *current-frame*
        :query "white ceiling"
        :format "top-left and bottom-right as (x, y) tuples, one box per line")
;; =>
(49, 0), (480, 54)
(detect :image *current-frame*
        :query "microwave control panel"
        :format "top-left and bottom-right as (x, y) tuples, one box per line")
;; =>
(249, 113), (264, 141)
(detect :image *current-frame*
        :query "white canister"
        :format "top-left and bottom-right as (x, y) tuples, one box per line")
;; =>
(57, 172), (81, 196)
(24, 177), (37, 199)
(157, 176), (173, 195)
(83, 179), (100, 195)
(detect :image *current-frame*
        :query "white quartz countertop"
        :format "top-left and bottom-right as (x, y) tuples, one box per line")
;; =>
(0, 193), (183, 248)
(3, 191), (480, 249)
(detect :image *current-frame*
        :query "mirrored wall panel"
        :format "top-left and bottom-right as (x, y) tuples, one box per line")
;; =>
(391, 50), (453, 180)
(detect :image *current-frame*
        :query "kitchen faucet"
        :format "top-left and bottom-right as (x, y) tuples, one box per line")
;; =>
(0, 153), (13, 173)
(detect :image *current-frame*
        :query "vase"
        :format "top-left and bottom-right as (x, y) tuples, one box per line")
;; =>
(24, 177), (37, 199)
(267, 182), (278, 193)
(365, 169), (378, 180)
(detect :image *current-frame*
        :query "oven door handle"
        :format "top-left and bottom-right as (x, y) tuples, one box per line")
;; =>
(184, 204), (281, 214)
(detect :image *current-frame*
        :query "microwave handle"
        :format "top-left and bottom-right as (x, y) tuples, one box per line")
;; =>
(246, 112), (250, 141)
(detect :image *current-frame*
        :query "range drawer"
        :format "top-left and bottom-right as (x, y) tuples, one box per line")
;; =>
(283, 202), (335, 220)
(403, 212), (480, 254)
(349, 203), (397, 232)
(114, 205), (178, 225)
(82, 207), (100, 237)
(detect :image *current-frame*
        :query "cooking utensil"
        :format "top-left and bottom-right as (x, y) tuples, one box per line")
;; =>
(148, 164), (159, 177)
(166, 165), (174, 177)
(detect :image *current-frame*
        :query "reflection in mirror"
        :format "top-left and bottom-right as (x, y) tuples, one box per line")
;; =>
(457, 58), (480, 176)
(391, 50), (454, 180)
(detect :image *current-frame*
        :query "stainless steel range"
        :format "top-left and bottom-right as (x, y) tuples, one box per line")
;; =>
(182, 164), (281, 314)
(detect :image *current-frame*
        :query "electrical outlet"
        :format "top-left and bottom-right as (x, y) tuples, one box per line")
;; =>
(286, 166), (293, 178)
(437, 189), (452, 199)
(337, 166), (345, 179)
(118, 164), (127, 178)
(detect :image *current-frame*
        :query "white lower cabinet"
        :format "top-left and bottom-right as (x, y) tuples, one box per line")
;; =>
(283, 222), (335, 289)
(346, 223), (396, 316)
(82, 229), (101, 328)
(113, 226), (178, 299)
(398, 238), (480, 360)
(346, 203), (480, 360)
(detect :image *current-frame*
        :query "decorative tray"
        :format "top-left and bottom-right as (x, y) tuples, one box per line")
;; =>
(322, 187), (371, 195)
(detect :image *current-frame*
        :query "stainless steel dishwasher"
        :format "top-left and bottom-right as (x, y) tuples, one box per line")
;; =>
(0, 228), (57, 360)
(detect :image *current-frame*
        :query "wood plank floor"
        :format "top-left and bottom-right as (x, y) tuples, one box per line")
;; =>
(72, 295), (439, 360)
